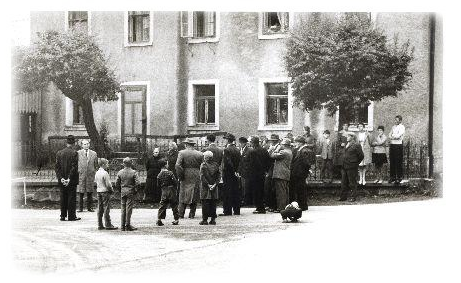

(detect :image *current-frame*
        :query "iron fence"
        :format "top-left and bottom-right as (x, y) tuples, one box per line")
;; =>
(12, 137), (429, 182)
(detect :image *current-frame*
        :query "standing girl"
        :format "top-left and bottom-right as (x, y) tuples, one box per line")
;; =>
(371, 126), (388, 183)
(357, 123), (372, 185)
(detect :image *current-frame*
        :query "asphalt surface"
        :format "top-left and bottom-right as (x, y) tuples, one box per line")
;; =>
(10, 199), (457, 282)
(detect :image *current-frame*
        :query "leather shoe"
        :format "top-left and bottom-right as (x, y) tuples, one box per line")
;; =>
(98, 226), (105, 230)
(156, 220), (164, 226)
(68, 217), (81, 221)
(209, 219), (216, 225)
(171, 220), (179, 225)
(60, 217), (66, 221)
(125, 225), (137, 231)
(105, 226), (118, 230)
(121, 226), (126, 231)
(199, 220), (208, 225)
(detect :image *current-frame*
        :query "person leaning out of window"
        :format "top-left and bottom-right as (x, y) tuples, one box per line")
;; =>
(371, 126), (388, 184)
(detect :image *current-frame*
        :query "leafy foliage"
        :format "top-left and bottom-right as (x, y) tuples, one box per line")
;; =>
(15, 30), (120, 102)
(285, 13), (414, 116)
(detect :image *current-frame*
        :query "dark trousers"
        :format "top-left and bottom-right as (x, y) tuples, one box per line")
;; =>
(158, 186), (179, 220)
(222, 176), (241, 215)
(97, 192), (112, 228)
(264, 176), (276, 210)
(340, 168), (358, 199)
(178, 202), (197, 218)
(201, 199), (217, 220)
(273, 179), (289, 211)
(78, 192), (93, 211)
(60, 185), (77, 219)
(389, 144), (404, 181)
(241, 177), (253, 206)
(292, 177), (308, 210)
(250, 175), (265, 212)
(320, 158), (334, 181)
(121, 194), (135, 228)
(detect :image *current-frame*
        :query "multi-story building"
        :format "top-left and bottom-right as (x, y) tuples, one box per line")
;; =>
(14, 11), (442, 173)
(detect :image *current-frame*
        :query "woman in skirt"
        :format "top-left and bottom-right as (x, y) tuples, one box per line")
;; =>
(371, 126), (388, 184)
(357, 123), (372, 185)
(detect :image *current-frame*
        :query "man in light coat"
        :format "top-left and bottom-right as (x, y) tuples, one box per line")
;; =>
(77, 139), (98, 212)
(270, 138), (293, 212)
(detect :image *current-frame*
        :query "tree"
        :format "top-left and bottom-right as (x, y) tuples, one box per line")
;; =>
(14, 30), (120, 156)
(285, 13), (414, 120)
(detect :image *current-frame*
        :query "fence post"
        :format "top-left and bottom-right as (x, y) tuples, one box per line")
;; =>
(406, 140), (410, 179)
(419, 143), (424, 178)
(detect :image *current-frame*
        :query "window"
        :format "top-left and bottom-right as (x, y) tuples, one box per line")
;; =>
(265, 83), (289, 125)
(195, 85), (215, 124)
(335, 102), (374, 131)
(67, 11), (88, 33)
(262, 12), (289, 35)
(128, 11), (150, 43)
(187, 80), (219, 130)
(72, 101), (84, 125)
(181, 11), (219, 42)
(258, 78), (293, 131)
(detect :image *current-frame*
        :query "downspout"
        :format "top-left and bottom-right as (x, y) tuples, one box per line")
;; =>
(428, 13), (436, 178)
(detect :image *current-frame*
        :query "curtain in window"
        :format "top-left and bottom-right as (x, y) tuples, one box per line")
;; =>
(276, 12), (288, 32)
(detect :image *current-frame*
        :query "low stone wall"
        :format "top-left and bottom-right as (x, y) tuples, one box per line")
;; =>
(12, 178), (440, 206)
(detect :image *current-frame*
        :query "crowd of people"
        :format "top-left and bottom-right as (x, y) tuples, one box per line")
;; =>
(54, 115), (405, 230)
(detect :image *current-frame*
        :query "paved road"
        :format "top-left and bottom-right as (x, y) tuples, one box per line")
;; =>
(10, 199), (457, 282)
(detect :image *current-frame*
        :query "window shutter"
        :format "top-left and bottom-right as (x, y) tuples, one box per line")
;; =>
(128, 14), (134, 43)
(142, 15), (150, 41)
(180, 11), (193, 38)
(204, 12), (216, 37)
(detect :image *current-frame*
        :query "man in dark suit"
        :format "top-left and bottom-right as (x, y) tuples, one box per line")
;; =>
(221, 134), (241, 216)
(290, 136), (311, 210)
(237, 136), (252, 207)
(248, 136), (271, 214)
(204, 134), (223, 168)
(339, 132), (364, 202)
(55, 135), (81, 221)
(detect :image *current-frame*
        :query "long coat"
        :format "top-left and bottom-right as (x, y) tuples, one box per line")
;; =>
(175, 148), (203, 204)
(270, 147), (293, 181)
(238, 145), (252, 178)
(199, 162), (220, 200)
(77, 149), (97, 193)
(333, 132), (348, 166)
(291, 145), (311, 179)
(222, 144), (240, 181)
(167, 149), (179, 177)
(55, 146), (79, 187)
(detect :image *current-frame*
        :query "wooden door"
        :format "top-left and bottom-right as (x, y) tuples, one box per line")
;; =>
(121, 85), (147, 152)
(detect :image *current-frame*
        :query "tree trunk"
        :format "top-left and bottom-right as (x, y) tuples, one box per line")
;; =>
(80, 98), (105, 158)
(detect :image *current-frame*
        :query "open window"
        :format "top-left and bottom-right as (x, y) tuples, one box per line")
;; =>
(259, 12), (290, 39)
(67, 11), (89, 34)
(181, 11), (219, 43)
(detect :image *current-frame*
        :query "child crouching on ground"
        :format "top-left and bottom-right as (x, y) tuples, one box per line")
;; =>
(116, 157), (140, 231)
(280, 201), (303, 223)
(156, 159), (180, 226)
(95, 158), (117, 230)
(199, 151), (220, 225)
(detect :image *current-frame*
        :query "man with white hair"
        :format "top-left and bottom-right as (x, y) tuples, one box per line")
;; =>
(339, 132), (364, 202)
(77, 139), (98, 212)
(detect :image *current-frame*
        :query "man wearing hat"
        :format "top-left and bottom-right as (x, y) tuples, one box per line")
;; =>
(55, 135), (81, 221)
(237, 136), (252, 207)
(116, 157), (140, 231)
(339, 132), (364, 202)
(247, 136), (271, 214)
(290, 136), (311, 210)
(270, 138), (293, 212)
(221, 133), (241, 216)
(175, 138), (203, 218)
(265, 134), (281, 212)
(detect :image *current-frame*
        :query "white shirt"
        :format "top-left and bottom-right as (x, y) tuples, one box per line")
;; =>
(389, 124), (405, 144)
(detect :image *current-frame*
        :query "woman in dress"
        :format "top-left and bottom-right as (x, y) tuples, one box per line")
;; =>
(371, 126), (388, 183)
(357, 123), (372, 185)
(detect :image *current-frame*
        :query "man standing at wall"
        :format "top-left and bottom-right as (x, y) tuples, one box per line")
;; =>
(389, 115), (406, 184)
(55, 135), (81, 221)
(221, 134), (241, 216)
(339, 133), (364, 202)
(77, 139), (98, 212)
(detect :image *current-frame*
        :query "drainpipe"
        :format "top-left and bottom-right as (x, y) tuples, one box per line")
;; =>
(428, 13), (436, 178)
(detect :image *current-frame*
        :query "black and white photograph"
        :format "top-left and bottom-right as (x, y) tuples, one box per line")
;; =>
(5, 0), (459, 281)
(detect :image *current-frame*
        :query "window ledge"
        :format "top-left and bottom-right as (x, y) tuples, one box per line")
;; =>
(258, 33), (289, 40)
(65, 124), (87, 131)
(187, 37), (220, 44)
(258, 125), (292, 131)
(187, 125), (220, 131)
(124, 41), (153, 47)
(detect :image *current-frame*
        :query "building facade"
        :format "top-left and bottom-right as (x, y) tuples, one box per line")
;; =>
(23, 11), (442, 172)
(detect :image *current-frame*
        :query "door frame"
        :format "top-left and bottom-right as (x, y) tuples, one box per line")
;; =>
(120, 81), (150, 151)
